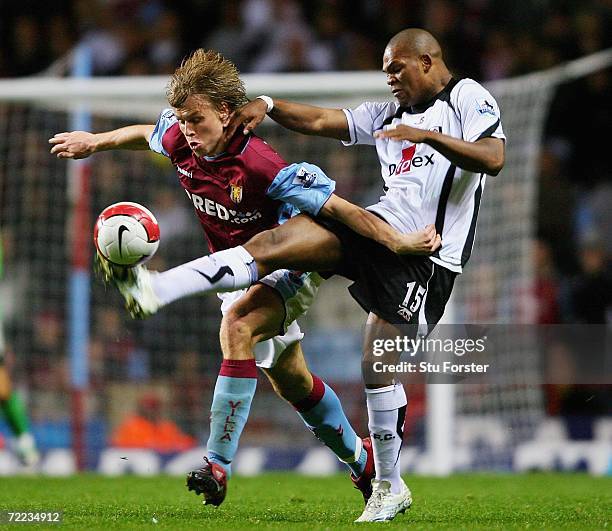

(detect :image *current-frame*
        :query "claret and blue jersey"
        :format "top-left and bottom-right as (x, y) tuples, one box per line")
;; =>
(148, 109), (335, 252)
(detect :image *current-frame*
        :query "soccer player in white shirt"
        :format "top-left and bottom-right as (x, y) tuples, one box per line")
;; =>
(223, 27), (505, 522)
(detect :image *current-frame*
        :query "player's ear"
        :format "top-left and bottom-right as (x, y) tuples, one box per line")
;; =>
(420, 54), (433, 73)
(219, 102), (231, 127)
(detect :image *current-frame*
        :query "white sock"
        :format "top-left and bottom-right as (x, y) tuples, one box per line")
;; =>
(366, 383), (407, 494)
(150, 246), (258, 305)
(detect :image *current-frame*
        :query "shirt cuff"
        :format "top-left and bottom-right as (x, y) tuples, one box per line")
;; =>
(341, 108), (357, 146)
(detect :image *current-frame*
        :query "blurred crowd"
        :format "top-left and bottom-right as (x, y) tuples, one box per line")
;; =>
(0, 0), (610, 451)
(1, 0), (608, 299)
(0, 0), (610, 78)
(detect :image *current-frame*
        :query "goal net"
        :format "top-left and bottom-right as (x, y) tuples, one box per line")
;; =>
(0, 49), (610, 474)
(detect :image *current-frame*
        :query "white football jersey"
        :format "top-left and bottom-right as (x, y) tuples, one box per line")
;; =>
(342, 78), (505, 273)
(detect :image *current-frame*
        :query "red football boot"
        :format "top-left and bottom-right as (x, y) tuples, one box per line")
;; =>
(186, 457), (228, 507)
(350, 437), (375, 503)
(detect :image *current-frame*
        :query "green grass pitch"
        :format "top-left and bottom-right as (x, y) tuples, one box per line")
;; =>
(0, 473), (610, 529)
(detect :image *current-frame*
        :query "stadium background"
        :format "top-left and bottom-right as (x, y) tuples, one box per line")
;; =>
(0, 0), (610, 477)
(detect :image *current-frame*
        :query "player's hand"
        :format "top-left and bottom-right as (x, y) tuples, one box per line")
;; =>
(374, 124), (429, 143)
(224, 99), (268, 140)
(49, 131), (97, 159)
(392, 224), (441, 255)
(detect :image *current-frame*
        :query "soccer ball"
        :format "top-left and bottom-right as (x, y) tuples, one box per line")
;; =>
(94, 202), (160, 266)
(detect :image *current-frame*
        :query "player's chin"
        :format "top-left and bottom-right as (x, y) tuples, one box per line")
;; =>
(396, 97), (411, 108)
(392, 91), (408, 106)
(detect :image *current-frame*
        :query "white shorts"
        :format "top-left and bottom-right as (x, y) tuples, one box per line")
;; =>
(218, 270), (323, 369)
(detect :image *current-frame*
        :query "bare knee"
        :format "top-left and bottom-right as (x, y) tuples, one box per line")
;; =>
(219, 310), (256, 360)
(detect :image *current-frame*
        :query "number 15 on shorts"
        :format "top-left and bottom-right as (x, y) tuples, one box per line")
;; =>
(397, 281), (426, 322)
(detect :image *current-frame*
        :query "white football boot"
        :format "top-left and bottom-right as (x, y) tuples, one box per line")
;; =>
(14, 432), (40, 468)
(354, 478), (412, 523)
(96, 253), (161, 318)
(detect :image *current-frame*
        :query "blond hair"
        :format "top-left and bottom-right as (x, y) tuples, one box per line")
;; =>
(166, 49), (248, 111)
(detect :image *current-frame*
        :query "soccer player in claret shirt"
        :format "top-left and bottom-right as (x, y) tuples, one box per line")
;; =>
(74, 27), (506, 522)
(50, 49), (440, 514)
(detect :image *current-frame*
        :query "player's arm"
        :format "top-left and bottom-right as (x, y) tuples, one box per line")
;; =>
(226, 98), (350, 141)
(49, 125), (155, 160)
(375, 126), (505, 176)
(268, 163), (440, 255)
(320, 195), (441, 255)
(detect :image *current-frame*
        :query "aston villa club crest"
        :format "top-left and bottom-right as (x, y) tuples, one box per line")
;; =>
(230, 183), (243, 203)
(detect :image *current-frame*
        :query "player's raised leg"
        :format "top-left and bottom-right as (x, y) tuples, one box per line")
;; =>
(103, 213), (343, 318)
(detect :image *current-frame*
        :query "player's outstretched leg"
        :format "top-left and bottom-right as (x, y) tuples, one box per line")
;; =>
(95, 254), (162, 318)
(95, 244), (256, 318)
(96, 240), (259, 318)
(96, 214), (342, 319)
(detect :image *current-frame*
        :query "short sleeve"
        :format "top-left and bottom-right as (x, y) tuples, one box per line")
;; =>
(148, 108), (177, 157)
(453, 81), (505, 143)
(342, 102), (390, 146)
(266, 162), (336, 216)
